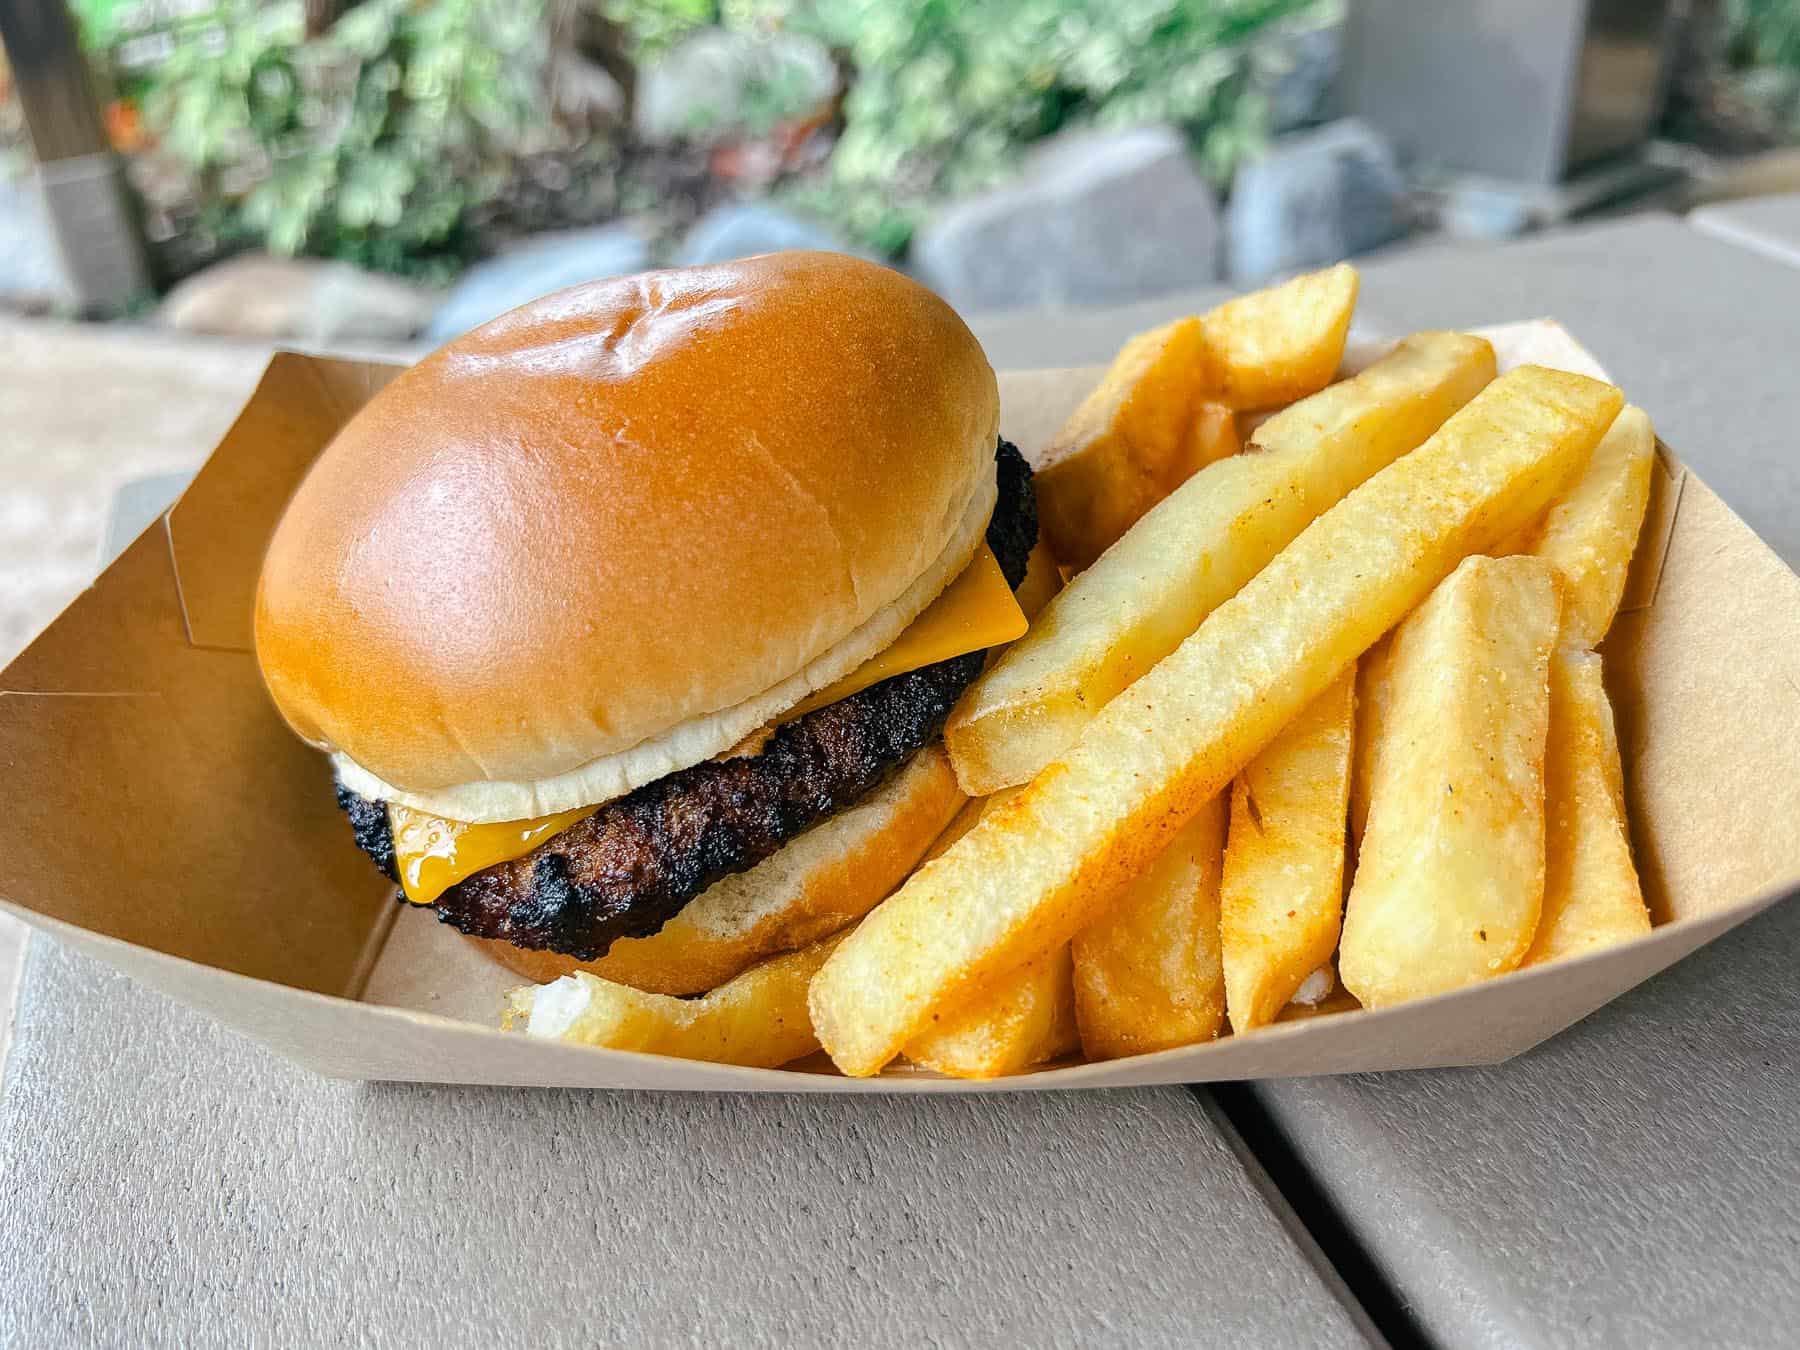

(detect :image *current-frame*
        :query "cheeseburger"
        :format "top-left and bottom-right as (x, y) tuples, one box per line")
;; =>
(254, 251), (1042, 995)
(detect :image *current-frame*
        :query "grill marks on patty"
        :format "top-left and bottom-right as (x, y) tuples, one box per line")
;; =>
(337, 439), (1035, 960)
(461, 650), (989, 958)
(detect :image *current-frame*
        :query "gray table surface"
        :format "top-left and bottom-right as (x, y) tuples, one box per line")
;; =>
(0, 941), (1366, 1350)
(5, 213), (1799, 1348)
(1690, 190), (1800, 269)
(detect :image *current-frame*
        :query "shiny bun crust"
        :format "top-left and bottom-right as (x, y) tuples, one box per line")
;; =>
(255, 252), (999, 792)
(472, 745), (965, 994)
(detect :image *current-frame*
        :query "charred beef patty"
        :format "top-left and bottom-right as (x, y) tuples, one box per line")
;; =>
(338, 439), (1035, 959)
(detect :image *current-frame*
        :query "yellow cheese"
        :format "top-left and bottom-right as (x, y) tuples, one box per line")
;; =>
(389, 803), (598, 906)
(387, 542), (1026, 905)
(780, 542), (1027, 723)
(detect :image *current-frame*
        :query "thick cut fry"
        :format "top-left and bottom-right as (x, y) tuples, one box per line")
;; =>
(1201, 262), (1358, 410)
(1525, 646), (1651, 965)
(509, 934), (842, 1068)
(1519, 405), (1655, 646)
(1072, 794), (1227, 1059)
(1189, 399), (1241, 472)
(946, 331), (1499, 796)
(1013, 539), (1065, 623)
(1348, 633), (1394, 846)
(903, 786), (1079, 1078)
(1033, 317), (1215, 570)
(812, 367), (1622, 1075)
(1221, 668), (1355, 1034)
(1339, 556), (1562, 1009)
(904, 946), (1078, 1078)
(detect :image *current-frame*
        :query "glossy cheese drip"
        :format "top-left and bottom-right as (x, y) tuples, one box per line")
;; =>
(388, 542), (1027, 905)
(778, 542), (1026, 723)
(390, 803), (598, 906)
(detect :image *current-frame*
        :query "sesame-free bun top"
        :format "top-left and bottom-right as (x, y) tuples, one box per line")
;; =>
(254, 251), (999, 813)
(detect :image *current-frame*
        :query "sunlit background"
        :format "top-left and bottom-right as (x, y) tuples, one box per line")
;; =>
(3, 1), (1800, 339)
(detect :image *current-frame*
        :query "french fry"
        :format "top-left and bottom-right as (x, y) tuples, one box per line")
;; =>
(1518, 405), (1655, 646)
(1190, 400), (1242, 473)
(1201, 262), (1358, 410)
(1339, 555), (1563, 1009)
(1012, 539), (1064, 623)
(1033, 317), (1215, 570)
(1525, 646), (1651, 965)
(1032, 266), (1355, 569)
(903, 946), (1079, 1078)
(507, 933), (843, 1068)
(1072, 793), (1227, 1059)
(1348, 634), (1394, 846)
(1220, 668), (1355, 1034)
(946, 331), (1498, 796)
(811, 366), (1622, 1075)
(903, 786), (1080, 1078)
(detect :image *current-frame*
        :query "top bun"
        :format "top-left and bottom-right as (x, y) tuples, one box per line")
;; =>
(255, 251), (999, 798)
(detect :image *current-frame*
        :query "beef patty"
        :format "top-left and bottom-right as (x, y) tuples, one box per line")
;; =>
(339, 439), (1035, 960)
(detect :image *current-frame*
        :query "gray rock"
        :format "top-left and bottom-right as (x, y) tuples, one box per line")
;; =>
(1225, 118), (1404, 285)
(634, 29), (836, 144)
(912, 125), (1221, 313)
(158, 254), (437, 342)
(677, 203), (859, 266)
(425, 224), (649, 340)
(0, 175), (71, 309)
(1256, 13), (1343, 133)
(551, 51), (629, 131)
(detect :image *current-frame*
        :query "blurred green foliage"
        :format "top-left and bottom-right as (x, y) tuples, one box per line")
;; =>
(603, 0), (721, 59)
(134, 0), (546, 278)
(90, 0), (1332, 274)
(774, 0), (1334, 254)
(1724, 0), (1800, 136)
(1728, 0), (1800, 67)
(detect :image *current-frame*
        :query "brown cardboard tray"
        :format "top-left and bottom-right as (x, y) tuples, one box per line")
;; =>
(1, 321), (1795, 1091)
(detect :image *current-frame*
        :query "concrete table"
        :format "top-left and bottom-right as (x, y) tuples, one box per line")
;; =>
(1690, 191), (1800, 270)
(0, 943), (1366, 1347)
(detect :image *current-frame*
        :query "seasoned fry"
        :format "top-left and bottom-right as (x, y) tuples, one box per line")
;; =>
(946, 331), (1499, 796)
(1525, 646), (1651, 965)
(1201, 262), (1358, 410)
(1033, 317), (1215, 570)
(812, 366), (1622, 1075)
(904, 946), (1079, 1078)
(1072, 794), (1228, 1059)
(1348, 633), (1395, 846)
(902, 786), (1080, 1078)
(1517, 405), (1655, 646)
(1339, 555), (1562, 1009)
(509, 933), (843, 1068)
(1221, 668), (1355, 1034)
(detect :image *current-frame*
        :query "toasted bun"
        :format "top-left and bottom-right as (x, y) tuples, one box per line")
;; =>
(472, 746), (965, 994)
(255, 252), (999, 798)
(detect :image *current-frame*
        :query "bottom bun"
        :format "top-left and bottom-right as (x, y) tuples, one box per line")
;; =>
(469, 745), (966, 995)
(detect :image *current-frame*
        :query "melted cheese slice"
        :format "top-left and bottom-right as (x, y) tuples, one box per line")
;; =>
(390, 803), (599, 906)
(778, 542), (1026, 723)
(388, 543), (1027, 905)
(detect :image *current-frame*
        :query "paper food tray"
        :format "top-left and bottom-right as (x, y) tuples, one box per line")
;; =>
(2, 320), (1795, 1091)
